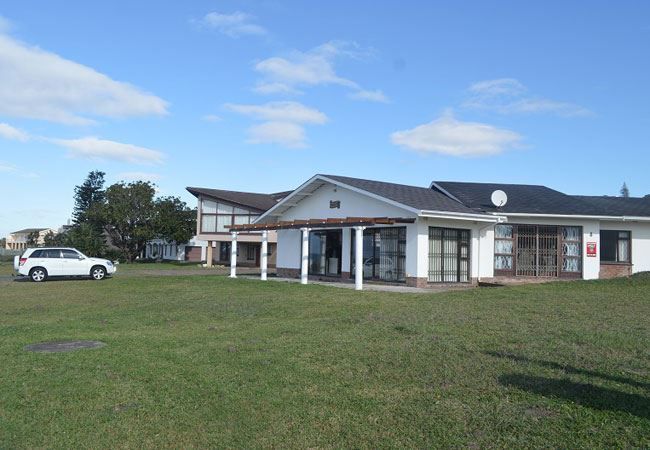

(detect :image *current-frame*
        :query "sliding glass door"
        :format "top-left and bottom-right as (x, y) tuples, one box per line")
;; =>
(309, 230), (342, 276)
(351, 227), (406, 282)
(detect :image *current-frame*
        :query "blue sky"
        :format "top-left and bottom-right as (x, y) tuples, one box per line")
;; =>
(1, 1), (649, 237)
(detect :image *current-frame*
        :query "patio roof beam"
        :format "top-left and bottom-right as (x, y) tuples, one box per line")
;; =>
(228, 216), (416, 232)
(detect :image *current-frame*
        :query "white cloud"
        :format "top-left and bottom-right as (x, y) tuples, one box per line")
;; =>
(202, 114), (222, 122)
(464, 78), (591, 117)
(0, 122), (29, 141)
(117, 171), (162, 182)
(253, 41), (388, 101)
(247, 122), (307, 148)
(0, 15), (12, 33)
(197, 11), (266, 37)
(225, 101), (327, 148)
(253, 82), (302, 95)
(0, 161), (17, 172)
(255, 43), (358, 89)
(0, 160), (38, 178)
(391, 112), (522, 157)
(348, 89), (389, 103)
(225, 101), (327, 124)
(0, 33), (168, 125)
(51, 137), (165, 164)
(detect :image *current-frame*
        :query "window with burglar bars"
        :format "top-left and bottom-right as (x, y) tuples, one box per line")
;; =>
(428, 227), (470, 283)
(494, 224), (582, 277)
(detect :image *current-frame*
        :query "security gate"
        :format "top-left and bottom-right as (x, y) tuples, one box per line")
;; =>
(428, 227), (470, 282)
(516, 225), (559, 277)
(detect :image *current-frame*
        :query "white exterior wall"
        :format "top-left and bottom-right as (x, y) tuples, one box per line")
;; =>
(276, 229), (302, 269)
(415, 217), (497, 281)
(279, 182), (413, 221)
(600, 221), (650, 274)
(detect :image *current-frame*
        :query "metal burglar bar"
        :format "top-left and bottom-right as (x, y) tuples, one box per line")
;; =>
(516, 225), (537, 276)
(538, 225), (559, 276)
(516, 225), (558, 277)
(351, 227), (406, 282)
(428, 227), (470, 283)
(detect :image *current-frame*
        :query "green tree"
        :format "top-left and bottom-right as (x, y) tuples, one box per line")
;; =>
(66, 223), (106, 256)
(26, 231), (40, 247)
(101, 181), (157, 262)
(620, 182), (630, 198)
(153, 197), (196, 245)
(43, 231), (67, 247)
(73, 170), (106, 224)
(68, 171), (107, 255)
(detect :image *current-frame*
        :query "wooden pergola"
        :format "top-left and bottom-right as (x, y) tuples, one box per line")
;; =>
(225, 216), (416, 290)
(228, 216), (415, 232)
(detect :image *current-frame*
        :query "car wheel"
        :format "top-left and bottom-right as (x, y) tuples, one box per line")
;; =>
(29, 267), (47, 282)
(91, 266), (106, 281)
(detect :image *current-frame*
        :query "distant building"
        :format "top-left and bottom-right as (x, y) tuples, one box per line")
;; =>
(143, 236), (208, 262)
(5, 228), (58, 250)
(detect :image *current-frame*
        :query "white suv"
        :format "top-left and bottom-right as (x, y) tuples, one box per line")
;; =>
(14, 248), (117, 282)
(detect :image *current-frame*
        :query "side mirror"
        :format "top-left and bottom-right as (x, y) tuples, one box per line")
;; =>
(78, 255), (85, 260)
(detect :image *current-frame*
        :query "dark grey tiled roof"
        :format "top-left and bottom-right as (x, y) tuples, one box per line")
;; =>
(186, 187), (280, 212)
(432, 181), (598, 215)
(270, 191), (293, 201)
(434, 181), (650, 217)
(320, 175), (484, 215)
(572, 195), (650, 217)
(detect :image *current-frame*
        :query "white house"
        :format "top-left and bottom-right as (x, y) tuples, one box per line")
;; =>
(226, 174), (650, 290)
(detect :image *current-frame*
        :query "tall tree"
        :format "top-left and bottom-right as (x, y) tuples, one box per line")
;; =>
(69, 170), (107, 255)
(620, 182), (630, 198)
(73, 170), (106, 224)
(101, 181), (157, 262)
(153, 197), (196, 245)
(66, 223), (106, 256)
(43, 231), (66, 247)
(26, 231), (40, 247)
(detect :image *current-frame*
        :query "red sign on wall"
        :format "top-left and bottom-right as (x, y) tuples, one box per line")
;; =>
(586, 242), (597, 257)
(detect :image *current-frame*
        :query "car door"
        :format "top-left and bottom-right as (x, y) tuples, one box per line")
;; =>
(41, 249), (63, 276)
(60, 249), (87, 276)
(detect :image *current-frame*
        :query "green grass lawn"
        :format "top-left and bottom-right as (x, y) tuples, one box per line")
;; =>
(0, 261), (14, 276)
(0, 274), (648, 448)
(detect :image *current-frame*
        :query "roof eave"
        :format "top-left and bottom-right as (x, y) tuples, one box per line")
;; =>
(419, 210), (503, 222)
(493, 212), (650, 221)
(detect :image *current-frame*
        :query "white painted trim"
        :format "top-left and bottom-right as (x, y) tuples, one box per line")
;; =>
(256, 174), (421, 223)
(428, 181), (464, 204)
(419, 210), (504, 222)
(496, 212), (650, 222)
(256, 175), (327, 223)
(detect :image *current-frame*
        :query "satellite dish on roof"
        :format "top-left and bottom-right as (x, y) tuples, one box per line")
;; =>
(491, 190), (508, 208)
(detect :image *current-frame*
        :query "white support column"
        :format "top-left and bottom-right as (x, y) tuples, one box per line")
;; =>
(354, 226), (364, 291)
(230, 232), (238, 278)
(260, 230), (268, 281)
(300, 227), (310, 285)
